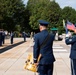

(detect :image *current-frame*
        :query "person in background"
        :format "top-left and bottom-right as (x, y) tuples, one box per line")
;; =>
(10, 31), (14, 44)
(33, 20), (55, 75)
(22, 31), (26, 42)
(2, 30), (5, 44)
(0, 30), (2, 46)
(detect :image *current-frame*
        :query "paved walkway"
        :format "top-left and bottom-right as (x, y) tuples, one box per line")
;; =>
(0, 38), (71, 75)
(0, 38), (24, 49)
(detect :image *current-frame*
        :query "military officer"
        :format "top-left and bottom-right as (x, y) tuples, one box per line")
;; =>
(33, 20), (55, 75)
(22, 31), (26, 42)
(65, 28), (76, 75)
(10, 31), (14, 44)
(0, 30), (2, 46)
(2, 30), (5, 44)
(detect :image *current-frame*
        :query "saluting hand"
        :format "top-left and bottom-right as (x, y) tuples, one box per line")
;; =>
(74, 28), (76, 33)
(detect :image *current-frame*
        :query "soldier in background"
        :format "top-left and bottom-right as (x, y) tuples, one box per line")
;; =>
(10, 31), (14, 44)
(0, 30), (2, 46)
(2, 30), (5, 44)
(22, 31), (26, 42)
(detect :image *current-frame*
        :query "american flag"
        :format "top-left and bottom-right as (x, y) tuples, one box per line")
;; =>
(66, 21), (75, 31)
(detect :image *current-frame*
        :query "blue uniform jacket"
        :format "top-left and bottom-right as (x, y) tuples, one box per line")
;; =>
(65, 35), (76, 59)
(33, 30), (55, 64)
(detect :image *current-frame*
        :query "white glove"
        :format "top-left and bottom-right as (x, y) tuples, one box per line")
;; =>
(66, 34), (69, 37)
(66, 32), (72, 37)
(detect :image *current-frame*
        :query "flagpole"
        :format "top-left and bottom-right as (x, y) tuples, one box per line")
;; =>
(63, 19), (68, 34)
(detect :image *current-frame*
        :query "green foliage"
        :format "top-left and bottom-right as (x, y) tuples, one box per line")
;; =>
(0, 0), (76, 34)
(0, 0), (30, 32)
(14, 25), (21, 32)
(27, 0), (76, 34)
(62, 6), (76, 24)
(42, 1), (61, 28)
(27, 0), (61, 31)
(14, 31), (20, 37)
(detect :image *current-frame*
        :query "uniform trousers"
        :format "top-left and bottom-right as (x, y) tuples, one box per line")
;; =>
(38, 63), (53, 75)
(71, 59), (76, 75)
(24, 37), (26, 42)
(2, 37), (5, 44)
(11, 37), (13, 44)
(0, 40), (2, 46)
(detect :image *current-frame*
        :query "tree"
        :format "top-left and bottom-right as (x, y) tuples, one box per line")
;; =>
(42, 1), (61, 28)
(28, 0), (49, 30)
(18, 4), (32, 33)
(62, 6), (76, 23)
(27, 0), (61, 32)
(0, 0), (27, 32)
